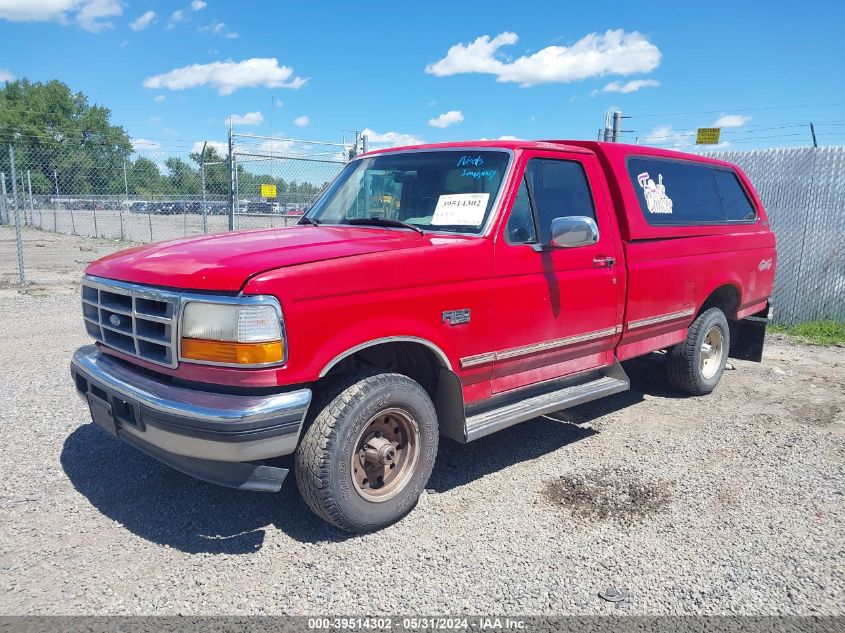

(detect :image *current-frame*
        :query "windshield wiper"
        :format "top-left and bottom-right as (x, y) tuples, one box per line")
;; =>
(345, 216), (424, 235)
(298, 215), (321, 226)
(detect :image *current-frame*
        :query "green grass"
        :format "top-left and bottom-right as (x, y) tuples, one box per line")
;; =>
(770, 320), (845, 346)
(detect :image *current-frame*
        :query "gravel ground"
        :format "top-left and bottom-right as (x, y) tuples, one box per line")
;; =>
(0, 226), (843, 616)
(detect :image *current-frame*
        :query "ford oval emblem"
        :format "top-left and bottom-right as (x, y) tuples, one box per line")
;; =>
(109, 314), (122, 327)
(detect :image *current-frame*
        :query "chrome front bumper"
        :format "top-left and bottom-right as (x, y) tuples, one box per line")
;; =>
(70, 346), (312, 491)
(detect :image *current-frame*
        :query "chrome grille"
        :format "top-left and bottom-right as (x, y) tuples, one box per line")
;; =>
(81, 276), (179, 368)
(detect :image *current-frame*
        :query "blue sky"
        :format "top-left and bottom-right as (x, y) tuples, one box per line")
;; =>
(1, 0), (844, 159)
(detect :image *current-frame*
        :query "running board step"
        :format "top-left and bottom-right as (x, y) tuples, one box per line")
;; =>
(464, 363), (629, 443)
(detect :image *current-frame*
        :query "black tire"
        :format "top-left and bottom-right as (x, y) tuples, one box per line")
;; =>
(294, 371), (439, 532)
(667, 307), (731, 396)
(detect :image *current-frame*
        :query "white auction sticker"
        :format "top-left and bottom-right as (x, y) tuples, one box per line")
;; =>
(431, 193), (490, 226)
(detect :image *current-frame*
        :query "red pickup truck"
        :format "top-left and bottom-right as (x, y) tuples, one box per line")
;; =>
(71, 140), (776, 532)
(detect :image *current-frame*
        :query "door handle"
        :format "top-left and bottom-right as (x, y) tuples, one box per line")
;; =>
(593, 255), (616, 268)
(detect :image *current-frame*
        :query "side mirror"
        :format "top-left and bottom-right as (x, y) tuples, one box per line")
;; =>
(549, 216), (599, 248)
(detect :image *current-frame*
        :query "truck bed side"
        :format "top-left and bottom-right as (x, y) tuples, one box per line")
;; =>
(570, 141), (777, 360)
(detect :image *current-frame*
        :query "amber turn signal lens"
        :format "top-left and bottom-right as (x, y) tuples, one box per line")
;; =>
(181, 338), (284, 365)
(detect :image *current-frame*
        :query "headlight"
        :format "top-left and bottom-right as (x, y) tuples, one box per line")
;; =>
(180, 298), (285, 366)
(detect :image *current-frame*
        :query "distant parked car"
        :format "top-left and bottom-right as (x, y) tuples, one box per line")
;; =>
(130, 202), (148, 214)
(155, 202), (185, 215)
(246, 201), (281, 214)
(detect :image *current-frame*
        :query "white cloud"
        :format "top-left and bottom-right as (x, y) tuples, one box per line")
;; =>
(166, 9), (185, 29)
(0, 0), (122, 31)
(639, 125), (695, 148)
(0, 0), (76, 22)
(143, 58), (307, 95)
(199, 20), (237, 38)
(190, 0), (206, 10)
(148, 116), (161, 124)
(153, 94), (165, 102)
(274, 99), (284, 108)
(191, 140), (228, 156)
(75, 0), (120, 32)
(713, 114), (751, 128)
(293, 115), (310, 127)
(428, 110), (464, 128)
(599, 78), (660, 94)
(426, 29), (661, 87)
(129, 9), (156, 31)
(0, 68), (14, 82)
(361, 128), (424, 149)
(228, 111), (263, 126)
(497, 135), (520, 140)
(131, 138), (161, 151)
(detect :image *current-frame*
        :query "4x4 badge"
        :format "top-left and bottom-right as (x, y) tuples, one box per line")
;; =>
(443, 309), (471, 326)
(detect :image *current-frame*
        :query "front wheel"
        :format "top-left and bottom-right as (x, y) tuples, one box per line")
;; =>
(667, 307), (731, 395)
(295, 371), (439, 532)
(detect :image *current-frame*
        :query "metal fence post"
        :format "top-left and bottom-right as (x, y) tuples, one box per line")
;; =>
(200, 141), (208, 233)
(18, 170), (26, 226)
(227, 128), (235, 231)
(92, 196), (98, 237)
(8, 145), (19, 215)
(52, 170), (59, 232)
(121, 161), (128, 241)
(8, 146), (25, 286)
(148, 208), (153, 242)
(26, 170), (37, 228)
(0, 172), (7, 225)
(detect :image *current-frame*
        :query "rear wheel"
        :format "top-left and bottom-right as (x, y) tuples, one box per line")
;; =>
(668, 307), (730, 395)
(295, 371), (438, 532)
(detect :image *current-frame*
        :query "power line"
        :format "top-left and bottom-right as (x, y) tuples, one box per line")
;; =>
(629, 101), (845, 119)
(625, 120), (845, 135)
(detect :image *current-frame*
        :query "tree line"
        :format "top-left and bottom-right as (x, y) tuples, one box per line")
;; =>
(0, 79), (327, 199)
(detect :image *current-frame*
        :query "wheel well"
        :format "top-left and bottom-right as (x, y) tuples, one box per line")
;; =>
(699, 285), (740, 320)
(318, 341), (466, 441)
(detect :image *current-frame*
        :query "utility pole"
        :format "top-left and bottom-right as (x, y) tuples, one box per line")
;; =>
(602, 109), (631, 143)
(810, 122), (818, 148)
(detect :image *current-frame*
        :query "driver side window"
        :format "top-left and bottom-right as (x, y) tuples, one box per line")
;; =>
(506, 158), (597, 245)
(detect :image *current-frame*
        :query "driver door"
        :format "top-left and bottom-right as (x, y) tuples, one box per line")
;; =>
(490, 150), (623, 394)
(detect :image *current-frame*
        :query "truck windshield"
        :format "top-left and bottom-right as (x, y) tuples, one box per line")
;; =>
(305, 150), (510, 234)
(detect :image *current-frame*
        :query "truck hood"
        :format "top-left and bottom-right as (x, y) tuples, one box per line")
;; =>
(85, 225), (433, 292)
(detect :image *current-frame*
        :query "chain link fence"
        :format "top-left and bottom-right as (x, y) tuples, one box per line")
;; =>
(230, 133), (348, 231)
(705, 146), (845, 324)
(0, 132), (355, 286)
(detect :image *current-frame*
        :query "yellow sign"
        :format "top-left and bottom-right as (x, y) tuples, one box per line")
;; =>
(696, 128), (721, 145)
(260, 183), (277, 198)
